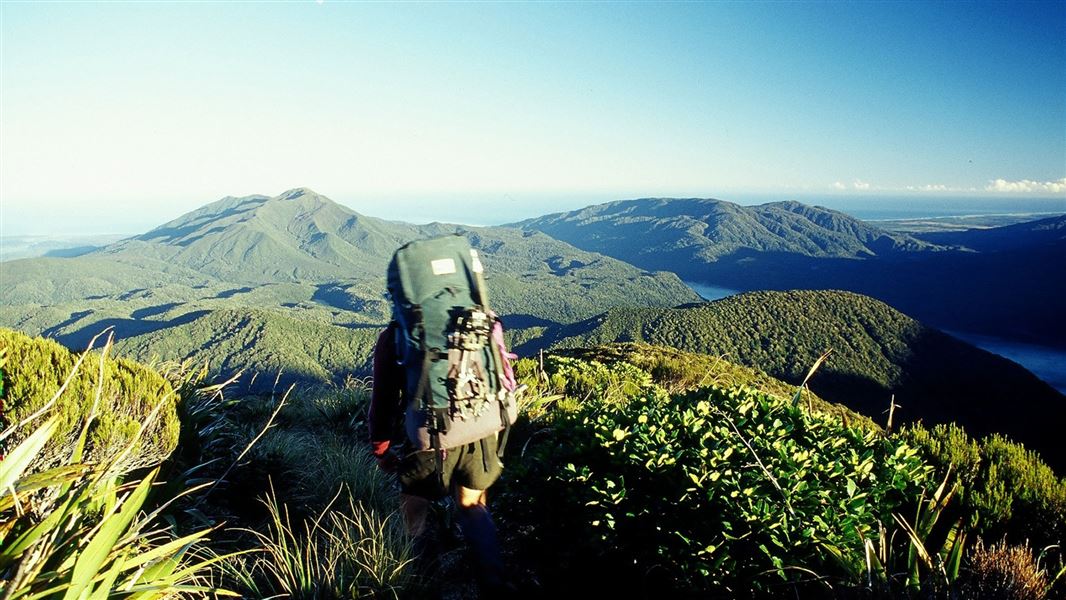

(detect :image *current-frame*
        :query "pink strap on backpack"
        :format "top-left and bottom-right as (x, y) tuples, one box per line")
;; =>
(491, 319), (518, 392)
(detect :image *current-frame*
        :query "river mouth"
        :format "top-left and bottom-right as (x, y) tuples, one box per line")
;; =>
(946, 331), (1066, 396)
(683, 281), (740, 302)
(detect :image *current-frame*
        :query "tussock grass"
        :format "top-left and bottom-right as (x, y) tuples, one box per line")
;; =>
(224, 486), (415, 599)
(310, 436), (397, 515)
(181, 376), (417, 597)
(959, 539), (1059, 600)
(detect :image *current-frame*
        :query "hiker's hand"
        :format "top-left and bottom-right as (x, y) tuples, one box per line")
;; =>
(375, 449), (400, 473)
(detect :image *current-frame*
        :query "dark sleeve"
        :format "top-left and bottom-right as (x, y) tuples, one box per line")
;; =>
(368, 324), (404, 454)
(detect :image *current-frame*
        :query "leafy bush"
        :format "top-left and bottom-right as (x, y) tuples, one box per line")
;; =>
(502, 353), (933, 596)
(0, 327), (179, 465)
(534, 291), (1066, 471)
(551, 343), (879, 428)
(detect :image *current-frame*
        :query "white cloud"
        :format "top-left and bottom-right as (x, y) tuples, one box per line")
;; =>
(986, 178), (1066, 193)
(830, 180), (872, 190)
(905, 183), (969, 192)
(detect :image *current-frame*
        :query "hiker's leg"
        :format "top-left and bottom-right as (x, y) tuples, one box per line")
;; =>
(401, 493), (431, 537)
(398, 448), (454, 539)
(455, 485), (504, 590)
(456, 486), (487, 508)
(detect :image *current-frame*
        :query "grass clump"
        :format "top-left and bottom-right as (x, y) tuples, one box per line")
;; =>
(957, 539), (1062, 600)
(224, 487), (415, 599)
(177, 378), (418, 597)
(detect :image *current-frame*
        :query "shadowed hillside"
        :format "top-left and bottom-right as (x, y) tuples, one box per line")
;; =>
(915, 213), (1066, 252)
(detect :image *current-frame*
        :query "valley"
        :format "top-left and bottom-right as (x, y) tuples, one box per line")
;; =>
(3, 189), (1064, 467)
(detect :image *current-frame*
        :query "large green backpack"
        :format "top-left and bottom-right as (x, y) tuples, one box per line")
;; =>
(386, 235), (518, 457)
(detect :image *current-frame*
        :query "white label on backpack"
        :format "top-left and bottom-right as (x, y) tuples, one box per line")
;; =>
(470, 249), (484, 273)
(431, 258), (457, 275)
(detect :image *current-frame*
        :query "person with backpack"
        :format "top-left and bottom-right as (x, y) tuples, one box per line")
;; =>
(368, 235), (520, 596)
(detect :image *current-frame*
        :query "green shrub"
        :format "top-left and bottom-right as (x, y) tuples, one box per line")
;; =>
(501, 355), (933, 595)
(530, 344), (880, 429)
(0, 328), (179, 465)
(904, 423), (1066, 548)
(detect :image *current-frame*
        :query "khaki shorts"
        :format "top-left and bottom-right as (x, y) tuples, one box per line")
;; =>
(398, 434), (504, 500)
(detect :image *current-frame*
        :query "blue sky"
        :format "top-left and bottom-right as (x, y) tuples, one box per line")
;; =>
(2, 1), (1064, 234)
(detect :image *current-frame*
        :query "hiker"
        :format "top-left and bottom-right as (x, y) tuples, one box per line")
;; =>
(368, 235), (519, 596)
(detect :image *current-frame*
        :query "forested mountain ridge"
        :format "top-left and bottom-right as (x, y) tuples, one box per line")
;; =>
(520, 289), (1066, 470)
(106, 188), (415, 283)
(514, 197), (1066, 346)
(512, 197), (942, 278)
(90, 188), (684, 289)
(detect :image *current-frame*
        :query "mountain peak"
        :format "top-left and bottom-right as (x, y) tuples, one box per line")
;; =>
(276, 187), (319, 201)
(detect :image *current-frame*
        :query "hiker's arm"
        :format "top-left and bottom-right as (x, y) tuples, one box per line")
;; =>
(368, 326), (402, 463)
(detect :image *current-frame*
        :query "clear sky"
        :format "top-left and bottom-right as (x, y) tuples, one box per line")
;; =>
(1, 1), (1064, 234)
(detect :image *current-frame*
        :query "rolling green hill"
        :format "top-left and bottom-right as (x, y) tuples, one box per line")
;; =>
(520, 289), (1066, 470)
(0, 188), (698, 385)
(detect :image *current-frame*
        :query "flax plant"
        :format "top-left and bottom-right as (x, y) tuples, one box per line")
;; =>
(0, 336), (237, 599)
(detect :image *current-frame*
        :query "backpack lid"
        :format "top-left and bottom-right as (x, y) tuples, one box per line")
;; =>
(387, 234), (486, 310)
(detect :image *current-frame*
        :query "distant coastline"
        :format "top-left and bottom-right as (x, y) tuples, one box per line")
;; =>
(794, 195), (1066, 222)
(867, 211), (1064, 222)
